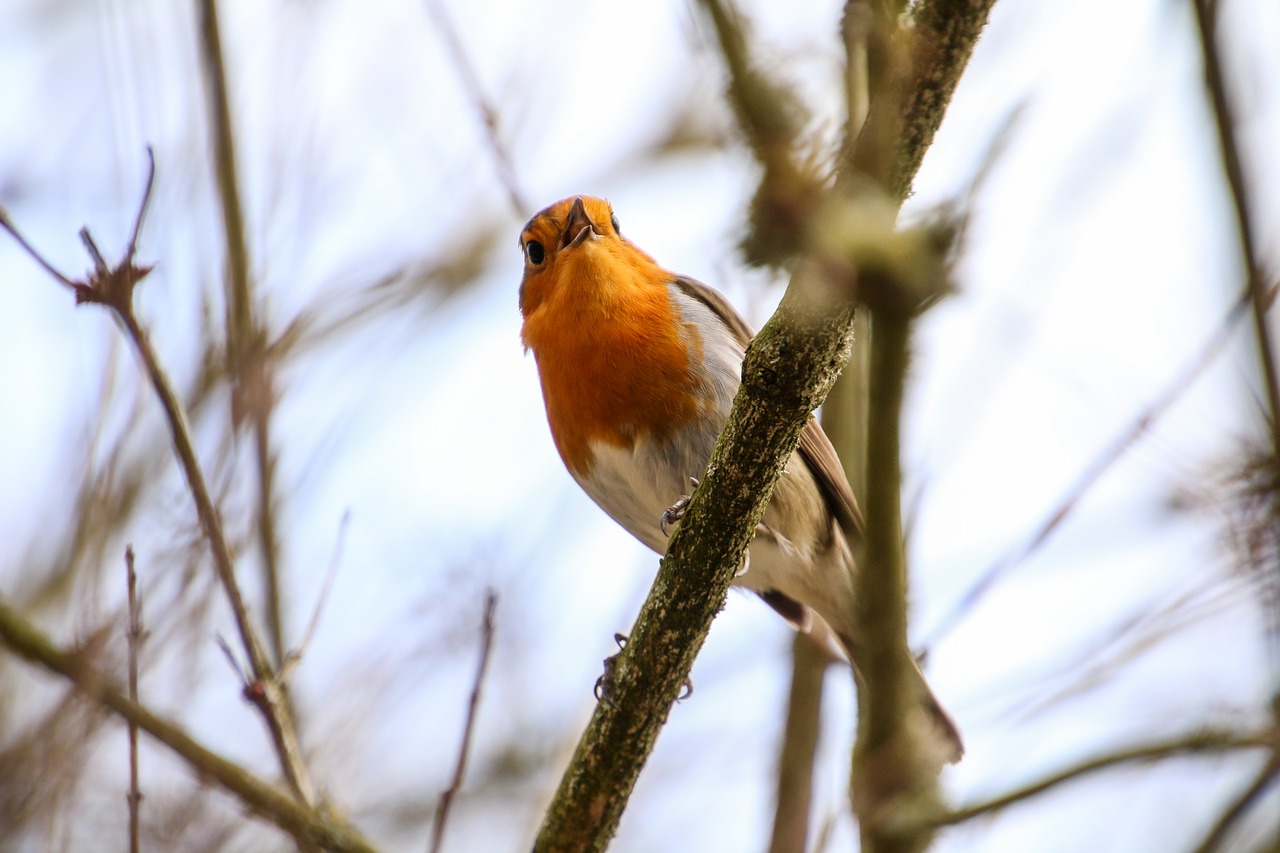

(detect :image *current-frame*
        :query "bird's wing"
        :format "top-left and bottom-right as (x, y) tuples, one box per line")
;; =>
(672, 276), (865, 539)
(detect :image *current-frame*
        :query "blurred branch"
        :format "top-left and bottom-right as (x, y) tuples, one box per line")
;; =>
(425, 0), (530, 215)
(764, 17), (879, 835)
(696, 0), (818, 267)
(768, 632), (835, 853)
(195, 0), (253, 368)
(283, 512), (349, 680)
(852, 304), (943, 853)
(1190, 0), (1280, 444)
(272, 227), (502, 362)
(1191, 0), (1280, 726)
(0, 153), (314, 805)
(916, 727), (1277, 831)
(534, 1), (991, 848)
(125, 546), (143, 853)
(1189, 753), (1280, 853)
(196, 0), (289, 674)
(925, 288), (1254, 648)
(429, 590), (497, 853)
(0, 599), (377, 853)
(893, 0), (998, 201)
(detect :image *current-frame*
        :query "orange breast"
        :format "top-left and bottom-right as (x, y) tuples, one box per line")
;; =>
(522, 247), (707, 477)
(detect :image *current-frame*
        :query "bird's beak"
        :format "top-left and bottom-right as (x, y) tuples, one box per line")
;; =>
(563, 196), (598, 249)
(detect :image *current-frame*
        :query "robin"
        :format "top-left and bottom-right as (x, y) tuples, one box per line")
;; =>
(519, 195), (962, 763)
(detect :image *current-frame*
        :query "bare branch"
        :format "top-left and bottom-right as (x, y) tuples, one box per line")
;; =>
(919, 728), (1277, 831)
(429, 590), (498, 853)
(425, 0), (530, 215)
(195, 0), (253, 365)
(1190, 0), (1280, 443)
(0, 157), (314, 805)
(284, 512), (350, 680)
(925, 288), (1254, 649)
(1189, 753), (1280, 853)
(1190, 0), (1280, 723)
(532, 0), (995, 847)
(125, 546), (143, 853)
(768, 633), (834, 853)
(0, 208), (81, 291)
(0, 599), (378, 853)
(114, 291), (314, 805)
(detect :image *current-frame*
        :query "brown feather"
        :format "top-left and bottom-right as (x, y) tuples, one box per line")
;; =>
(671, 276), (865, 540)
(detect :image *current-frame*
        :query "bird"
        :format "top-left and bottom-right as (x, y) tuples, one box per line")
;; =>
(518, 195), (962, 764)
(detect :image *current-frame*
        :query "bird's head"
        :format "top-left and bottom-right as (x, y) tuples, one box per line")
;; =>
(517, 195), (662, 319)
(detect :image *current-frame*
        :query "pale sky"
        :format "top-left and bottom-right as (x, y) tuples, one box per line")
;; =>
(1, 0), (1278, 850)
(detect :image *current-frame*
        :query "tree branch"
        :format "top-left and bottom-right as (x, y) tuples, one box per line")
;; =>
(0, 153), (314, 805)
(125, 546), (143, 853)
(429, 590), (497, 853)
(195, 5), (295, 762)
(1189, 753), (1280, 853)
(916, 727), (1277, 831)
(768, 632), (834, 853)
(533, 0), (995, 848)
(1190, 0), (1280, 445)
(0, 599), (377, 853)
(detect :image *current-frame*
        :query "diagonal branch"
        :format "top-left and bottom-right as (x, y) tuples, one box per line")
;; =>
(925, 288), (1255, 648)
(0, 156), (314, 805)
(425, 0), (530, 216)
(125, 546), (143, 853)
(533, 1), (996, 849)
(1190, 0), (1280, 728)
(1188, 752), (1280, 853)
(0, 599), (377, 853)
(429, 590), (498, 853)
(1190, 0), (1280, 445)
(916, 727), (1277, 831)
(195, 0), (291, 684)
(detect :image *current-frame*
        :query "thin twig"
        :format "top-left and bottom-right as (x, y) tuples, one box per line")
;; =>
(195, 0), (253, 362)
(854, 309), (942, 853)
(429, 590), (498, 853)
(1188, 753), (1280, 853)
(0, 209), (79, 290)
(284, 511), (350, 679)
(195, 0), (290, 693)
(0, 155), (314, 804)
(1190, 0), (1280, 714)
(0, 598), (378, 853)
(125, 546), (143, 853)
(1190, 0), (1280, 444)
(916, 728), (1276, 831)
(124, 147), (157, 262)
(115, 298), (315, 805)
(425, 0), (529, 215)
(768, 632), (832, 853)
(923, 289), (1253, 650)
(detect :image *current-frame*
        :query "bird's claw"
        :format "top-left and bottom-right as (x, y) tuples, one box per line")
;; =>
(660, 477), (701, 535)
(593, 632), (694, 706)
(594, 633), (628, 707)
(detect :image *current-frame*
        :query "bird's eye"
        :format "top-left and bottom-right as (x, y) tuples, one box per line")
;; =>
(525, 240), (546, 265)
(610, 213), (621, 235)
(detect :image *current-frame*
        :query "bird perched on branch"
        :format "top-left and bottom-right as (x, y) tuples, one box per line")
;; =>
(518, 195), (962, 764)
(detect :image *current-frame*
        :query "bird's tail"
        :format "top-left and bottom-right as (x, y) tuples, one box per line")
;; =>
(908, 655), (965, 765)
(816, 622), (963, 766)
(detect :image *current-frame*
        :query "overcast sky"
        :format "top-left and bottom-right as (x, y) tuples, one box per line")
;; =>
(2, 0), (1279, 850)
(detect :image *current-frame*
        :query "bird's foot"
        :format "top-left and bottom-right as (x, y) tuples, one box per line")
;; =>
(660, 477), (701, 535)
(593, 632), (693, 706)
